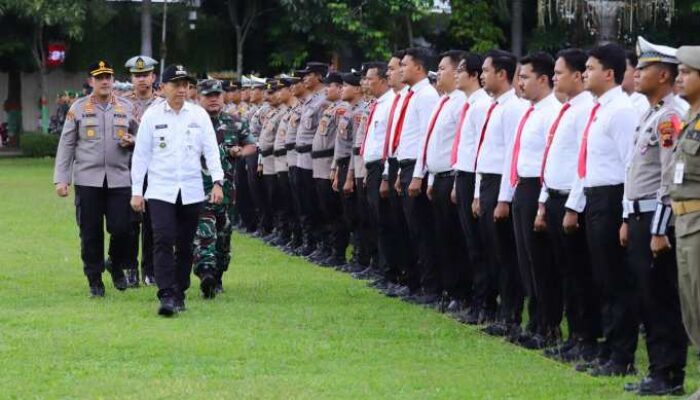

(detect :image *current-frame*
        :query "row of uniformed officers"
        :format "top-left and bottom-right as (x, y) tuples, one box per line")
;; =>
(53, 38), (700, 396)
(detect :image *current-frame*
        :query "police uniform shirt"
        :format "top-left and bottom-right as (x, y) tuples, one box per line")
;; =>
(452, 88), (491, 173)
(473, 88), (529, 202)
(362, 89), (395, 164)
(565, 86), (637, 212)
(539, 91), (596, 203)
(312, 101), (348, 179)
(131, 100), (224, 205)
(624, 93), (686, 210)
(351, 99), (370, 178)
(250, 102), (271, 140)
(296, 90), (328, 170)
(274, 106), (293, 174)
(392, 77), (440, 163)
(260, 105), (286, 176)
(335, 102), (359, 162)
(54, 95), (137, 188)
(413, 90), (467, 185)
(285, 101), (304, 169)
(129, 93), (161, 124)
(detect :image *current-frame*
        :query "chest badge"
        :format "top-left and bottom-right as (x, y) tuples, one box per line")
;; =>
(87, 129), (95, 138)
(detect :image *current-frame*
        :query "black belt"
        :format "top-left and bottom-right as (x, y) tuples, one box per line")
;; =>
(296, 144), (312, 154)
(336, 156), (350, 166)
(434, 170), (455, 178)
(364, 159), (383, 169)
(311, 148), (335, 159)
(479, 173), (501, 183)
(260, 148), (274, 157)
(285, 143), (296, 151)
(516, 177), (540, 186)
(273, 149), (287, 157)
(547, 188), (570, 198)
(583, 184), (624, 196)
(352, 147), (361, 156)
(398, 158), (416, 169)
(456, 170), (475, 178)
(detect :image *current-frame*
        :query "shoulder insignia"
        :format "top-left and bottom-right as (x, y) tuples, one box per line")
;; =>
(659, 114), (683, 148)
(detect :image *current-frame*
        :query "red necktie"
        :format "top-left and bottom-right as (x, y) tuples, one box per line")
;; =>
(509, 105), (535, 187)
(577, 103), (601, 178)
(391, 89), (415, 154)
(473, 101), (498, 171)
(421, 96), (450, 167)
(382, 93), (402, 160)
(359, 101), (377, 157)
(539, 102), (571, 184)
(450, 101), (471, 167)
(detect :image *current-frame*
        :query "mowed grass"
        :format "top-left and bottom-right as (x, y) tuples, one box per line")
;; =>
(0, 157), (698, 400)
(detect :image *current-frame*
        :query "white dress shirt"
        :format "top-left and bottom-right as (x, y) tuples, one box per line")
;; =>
(452, 88), (491, 173)
(565, 86), (637, 212)
(630, 92), (650, 118)
(131, 100), (223, 205)
(393, 78), (440, 163)
(473, 88), (529, 202)
(414, 90), (467, 185)
(501, 92), (562, 203)
(386, 86), (409, 159)
(539, 91), (595, 203)
(362, 89), (395, 163)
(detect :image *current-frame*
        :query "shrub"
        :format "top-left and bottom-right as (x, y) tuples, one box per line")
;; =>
(20, 133), (59, 158)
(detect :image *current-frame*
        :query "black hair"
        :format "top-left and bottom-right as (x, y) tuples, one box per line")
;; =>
(625, 50), (638, 68)
(484, 49), (517, 83)
(404, 47), (435, 73)
(363, 61), (388, 79)
(439, 50), (465, 69)
(652, 62), (679, 85)
(392, 50), (406, 61)
(459, 53), (484, 80)
(519, 51), (555, 88)
(588, 43), (627, 84)
(556, 48), (587, 74)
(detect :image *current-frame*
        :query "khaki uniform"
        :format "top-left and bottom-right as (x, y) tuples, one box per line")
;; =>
(296, 91), (328, 171)
(312, 101), (348, 179)
(285, 101), (303, 168)
(351, 99), (370, 179)
(274, 106), (294, 174)
(670, 111), (700, 349)
(260, 106), (285, 176)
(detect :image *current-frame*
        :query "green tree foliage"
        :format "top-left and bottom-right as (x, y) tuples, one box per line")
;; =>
(448, 0), (504, 52)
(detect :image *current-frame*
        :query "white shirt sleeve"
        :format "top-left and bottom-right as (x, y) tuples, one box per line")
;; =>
(200, 111), (224, 182)
(131, 112), (153, 196)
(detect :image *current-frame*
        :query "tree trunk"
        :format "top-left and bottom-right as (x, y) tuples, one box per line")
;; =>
(141, 0), (152, 56)
(236, 34), (243, 77)
(31, 22), (49, 134)
(511, 0), (523, 57)
(405, 14), (414, 46)
(4, 68), (22, 144)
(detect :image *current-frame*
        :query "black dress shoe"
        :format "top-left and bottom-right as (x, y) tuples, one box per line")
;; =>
(296, 244), (315, 257)
(108, 268), (128, 291)
(560, 342), (597, 363)
(446, 299), (466, 314)
(386, 285), (410, 298)
(321, 256), (346, 267)
(478, 309), (496, 325)
(125, 269), (140, 288)
(175, 298), (187, 313)
(89, 282), (105, 298)
(575, 357), (607, 373)
(482, 322), (510, 337)
(143, 274), (157, 286)
(158, 297), (178, 317)
(544, 338), (576, 359)
(200, 274), (217, 299)
(624, 376), (684, 396)
(589, 360), (636, 377)
(518, 333), (549, 350)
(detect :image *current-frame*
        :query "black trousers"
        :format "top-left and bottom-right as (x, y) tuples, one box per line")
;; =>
(287, 166), (303, 244)
(365, 159), (409, 281)
(244, 152), (263, 230)
(74, 183), (131, 280)
(432, 174), (470, 299)
(584, 185), (636, 364)
(544, 193), (600, 343)
(398, 162), (438, 294)
(478, 173), (523, 324)
(296, 167), (319, 246)
(275, 171), (294, 239)
(111, 177), (153, 276)
(355, 176), (376, 267)
(149, 193), (202, 300)
(512, 178), (558, 334)
(455, 171), (493, 310)
(261, 173), (277, 234)
(234, 157), (256, 231)
(336, 159), (360, 262)
(315, 177), (349, 255)
(627, 212), (687, 379)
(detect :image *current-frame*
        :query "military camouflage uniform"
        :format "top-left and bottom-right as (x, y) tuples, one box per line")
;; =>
(193, 111), (255, 279)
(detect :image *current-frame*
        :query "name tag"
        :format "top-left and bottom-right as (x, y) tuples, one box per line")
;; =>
(155, 124), (168, 130)
(674, 163), (685, 184)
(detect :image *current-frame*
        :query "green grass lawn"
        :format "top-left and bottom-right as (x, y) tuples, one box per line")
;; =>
(0, 158), (698, 399)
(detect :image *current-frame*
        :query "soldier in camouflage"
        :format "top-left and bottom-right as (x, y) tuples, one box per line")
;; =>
(194, 79), (256, 298)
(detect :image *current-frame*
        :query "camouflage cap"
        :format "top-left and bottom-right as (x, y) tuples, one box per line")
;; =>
(197, 79), (224, 95)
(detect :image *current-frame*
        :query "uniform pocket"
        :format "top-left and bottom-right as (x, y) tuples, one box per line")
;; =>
(681, 139), (700, 156)
(80, 117), (100, 140)
(113, 117), (129, 140)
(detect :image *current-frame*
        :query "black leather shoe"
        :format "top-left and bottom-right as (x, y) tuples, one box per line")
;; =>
(386, 284), (411, 298)
(517, 333), (549, 350)
(544, 338), (576, 359)
(575, 357), (607, 373)
(175, 298), (187, 313)
(108, 268), (128, 291)
(589, 360), (636, 377)
(321, 256), (346, 267)
(482, 322), (509, 337)
(478, 309), (496, 325)
(125, 269), (140, 288)
(158, 297), (178, 317)
(446, 299), (467, 314)
(561, 342), (597, 363)
(89, 281), (105, 298)
(636, 376), (684, 396)
(296, 244), (315, 257)
(143, 274), (157, 286)
(352, 267), (379, 280)
(200, 274), (217, 299)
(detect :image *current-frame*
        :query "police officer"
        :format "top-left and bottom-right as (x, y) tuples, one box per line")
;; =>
(131, 64), (224, 316)
(54, 60), (136, 297)
(310, 72), (349, 266)
(233, 76), (257, 234)
(619, 37), (687, 396)
(116, 55), (160, 287)
(294, 62), (330, 257)
(259, 81), (286, 243)
(670, 45), (700, 400)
